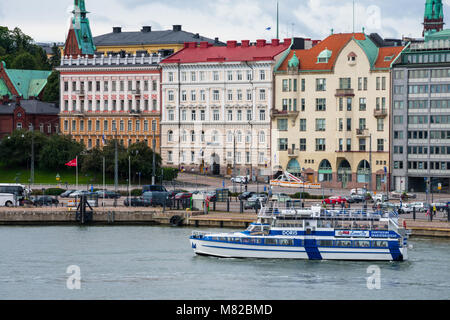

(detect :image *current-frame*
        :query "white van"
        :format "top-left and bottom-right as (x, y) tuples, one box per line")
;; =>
(373, 193), (388, 203)
(0, 193), (15, 207)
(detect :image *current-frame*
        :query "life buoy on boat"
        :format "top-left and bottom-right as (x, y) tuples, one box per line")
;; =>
(403, 220), (407, 228)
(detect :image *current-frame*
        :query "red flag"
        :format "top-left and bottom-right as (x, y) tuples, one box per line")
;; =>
(65, 158), (77, 167)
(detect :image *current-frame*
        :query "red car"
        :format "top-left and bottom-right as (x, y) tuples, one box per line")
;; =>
(175, 192), (193, 200)
(322, 196), (348, 205)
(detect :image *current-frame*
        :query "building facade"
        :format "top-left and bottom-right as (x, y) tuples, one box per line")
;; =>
(160, 39), (292, 177)
(57, 54), (163, 150)
(272, 32), (404, 191)
(391, 32), (450, 193)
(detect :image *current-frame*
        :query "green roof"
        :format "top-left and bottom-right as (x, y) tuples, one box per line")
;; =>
(424, 28), (450, 41)
(355, 36), (379, 69)
(71, 0), (96, 55)
(288, 52), (299, 68)
(425, 0), (443, 19)
(2, 66), (51, 99)
(0, 79), (11, 97)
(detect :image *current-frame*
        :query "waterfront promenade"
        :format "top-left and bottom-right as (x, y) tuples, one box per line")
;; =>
(1, 205), (449, 238)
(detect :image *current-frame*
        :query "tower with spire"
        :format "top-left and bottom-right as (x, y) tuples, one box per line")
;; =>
(63, 0), (96, 57)
(423, 0), (445, 36)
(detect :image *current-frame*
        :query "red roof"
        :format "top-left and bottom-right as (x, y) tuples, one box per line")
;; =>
(161, 39), (292, 64)
(374, 46), (405, 69)
(278, 33), (404, 71)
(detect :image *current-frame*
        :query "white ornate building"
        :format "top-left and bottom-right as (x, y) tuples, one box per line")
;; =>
(160, 39), (292, 177)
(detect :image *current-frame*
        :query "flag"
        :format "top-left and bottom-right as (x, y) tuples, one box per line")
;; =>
(102, 134), (106, 145)
(65, 158), (77, 167)
(266, 27), (272, 31)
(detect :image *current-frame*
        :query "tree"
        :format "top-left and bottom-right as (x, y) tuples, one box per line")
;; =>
(0, 129), (47, 168)
(38, 134), (84, 171)
(10, 52), (38, 70)
(41, 70), (60, 103)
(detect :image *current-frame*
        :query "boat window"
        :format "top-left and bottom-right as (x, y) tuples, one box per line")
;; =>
(278, 239), (294, 246)
(354, 240), (370, 248)
(336, 240), (352, 247)
(318, 240), (333, 247)
(372, 240), (388, 248)
(372, 222), (389, 230)
(265, 238), (277, 245)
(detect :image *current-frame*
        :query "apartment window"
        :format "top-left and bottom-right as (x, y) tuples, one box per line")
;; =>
(339, 139), (343, 151)
(315, 119), (326, 131)
(359, 138), (366, 151)
(237, 71), (242, 80)
(382, 77), (386, 90)
(168, 91), (174, 101)
(213, 71), (219, 81)
(181, 91), (187, 102)
(376, 77), (381, 90)
(199, 71), (205, 81)
(347, 98), (352, 111)
(191, 90), (197, 101)
(259, 89), (266, 101)
(200, 90), (206, 101)
(151, 120), (156, 132)
(377, 119), (384, 131)
(339, 78), (351, 89)
(359, 118), (366, 130)
(316, 98), (326, 111)
(377, 139), (384, 152)
(301, 79), (305, 91)
(316, 78), (326, 91)
(246, 90), (252, 101)
(191, 110), (196, 121)
(191, 131), (196, 143)
(247, 110), (252, 121)
(227, 90), (233, 101)
(168, 110), (175, 121)
(246, 70), (252, 81)
(213, 90), (220, 101)
(259, 109), (266, 121)
(200, 110), (205, 121)
(282, 79), (289, 92)
(227, 71), (233, 81)
(346, 118), (352, 131)
(260, 70), (266, 80)
(96, 120), (100, 131)
(346, 139), (352, 151)
(191, 72), (196, 82)
(237, 90), (243, 101)
(237, 110), (242, 121)
(278, 138), (288, 151)
(299, 119), (307, 131)
(181, 110), (187, 121)
(299, 138), (306, 151)
(227, 110), (233, 121)
(358, 77), (363, 91)
(135, 120), (139, 132)
(213, 110), (220, 121)
(259, 131), (265, 143)
(112, 120), (117, 131)
(80, 120), (84, 131)
(168, 72), (174, 82)
(278, 119), (288, 131)
(120, 120), (124, 132)
(315, 139), (326, 151)
(359, 98), (367, 111)
(87, 120), (92, 132)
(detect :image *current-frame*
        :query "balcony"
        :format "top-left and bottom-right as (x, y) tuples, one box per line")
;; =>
(335, 89), (355, 97)
(373, 108), (388, 118)
(288, 148), (299, 158)
(271, 108), (299, 118)
(132, 89), (141, 96)
(74, 90), (85, 96)
(356, 128), (370, 137)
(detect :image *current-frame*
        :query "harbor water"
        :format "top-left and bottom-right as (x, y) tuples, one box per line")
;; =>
(0, 226), (449, 300)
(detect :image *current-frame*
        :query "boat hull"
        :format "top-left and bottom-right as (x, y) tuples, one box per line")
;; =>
(190, 239), (407, 261)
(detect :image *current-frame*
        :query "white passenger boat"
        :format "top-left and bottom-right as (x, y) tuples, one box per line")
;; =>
(190, 202), (410, 261)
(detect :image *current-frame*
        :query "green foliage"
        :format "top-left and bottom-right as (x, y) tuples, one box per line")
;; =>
(131, 189), (143, 196)
(41, 70), (60, 103)
(44, 188), (66, 196)
(162, 167), (179, 182)
(38, 134), (84, 171)
(10, 52), (38, 70)
(0, 129), (47, 167)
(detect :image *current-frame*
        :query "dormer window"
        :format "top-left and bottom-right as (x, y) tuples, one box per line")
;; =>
(348, 52), (357, 65)
(317, 49), (332, 63)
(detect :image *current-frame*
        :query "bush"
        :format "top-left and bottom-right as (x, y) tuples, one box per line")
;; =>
(131, 189), (142, 197)
(44, 188), (66, 196)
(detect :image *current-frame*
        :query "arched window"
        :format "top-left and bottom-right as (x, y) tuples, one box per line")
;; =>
(357, 160), (371, 183)
(168, 130), (173, 142)
(212, 130), (219, 142)
(190, 130), (195, 142)
(338, 160), (352, 185)
(318, 159), (332, 182)
(287, 159), (301, 174)
(236, 131), (242, 143)
(181, 130), (187, 142)
(227, 131), (233, 143)
(246, 131), (252, 144)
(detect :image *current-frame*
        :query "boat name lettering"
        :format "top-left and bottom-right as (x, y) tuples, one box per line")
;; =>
(335, 230), (370, 238)
(370, 231), (391, 238)
(282, 230), (298, 236)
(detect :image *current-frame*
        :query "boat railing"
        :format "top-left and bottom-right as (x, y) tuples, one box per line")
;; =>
(191, 231), (213, 239)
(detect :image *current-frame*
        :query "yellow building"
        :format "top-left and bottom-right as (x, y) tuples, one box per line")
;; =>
(272, 32), (405, 191)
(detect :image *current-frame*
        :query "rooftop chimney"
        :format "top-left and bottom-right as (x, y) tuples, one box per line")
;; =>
(214, 37), (220, 44)
(173, 25), (182, 32)
(271, 39), (280, 46)
(227, 40), (238, 48)
(241, 40), (250, 48)
(141, 26), (152, 33)
(256, 39), (266, 47)
(113, 27), (122, 34)
(193, 33), (200, 39)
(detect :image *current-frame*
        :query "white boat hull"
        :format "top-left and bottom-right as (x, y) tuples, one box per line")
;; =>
(191, 239), (407, 261)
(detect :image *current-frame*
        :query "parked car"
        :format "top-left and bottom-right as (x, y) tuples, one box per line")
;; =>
(0, 193), (15, 207)
(347, 194), (365, 203)
(96, 190), (121, 199)
(60, 190), (76, 198)
(322, 196), (348, 205)
(373, 194), (388, 203)
(350, 188), (367, 196)
(175, 192), (193, 200)
(271, 193), (291, 202)
(33, 196), (59, 206)
(245, 194), (268, 210)
(238, 192), (255, 201)
(124, 197), (152, 207)
(205, 191), (217, 202)
(19, 198), (35, 207)
(231, 176), (248, 184)
(69, 190), (90, 198)
(168, 190), (187, 200)
(142, 185), (170, 207)
(409, 202), (426, 212)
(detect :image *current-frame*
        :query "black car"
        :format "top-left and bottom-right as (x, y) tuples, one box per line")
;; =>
(347, 194), (366, 203)
(239, 192), (255, 201)
(124, 197), (152, 207)
(33, 196), (59, 206)
(97, 190), (121, 199)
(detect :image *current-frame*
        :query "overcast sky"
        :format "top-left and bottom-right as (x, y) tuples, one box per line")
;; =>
(0, 0), (449, 43)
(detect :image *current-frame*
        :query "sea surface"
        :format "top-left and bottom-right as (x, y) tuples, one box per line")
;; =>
(0, 226), (449, 300)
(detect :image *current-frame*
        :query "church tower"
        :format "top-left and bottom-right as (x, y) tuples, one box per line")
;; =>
(63, 0), (96, 57)
(423, 0), (445, 36)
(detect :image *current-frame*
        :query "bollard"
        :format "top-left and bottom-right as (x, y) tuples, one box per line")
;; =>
(163, 200), (166, 212)
(227, 198), (230, 212)
(213, 201), (216, 211)
(240, 200), (244, 213)
(447, 206), (450, 222)
(413, 207), (416, 221)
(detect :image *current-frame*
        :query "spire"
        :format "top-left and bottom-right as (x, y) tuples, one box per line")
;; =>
(423, 0), (444, 36)
(64, 0), (96, 56)
(276, 1), (279, 40)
